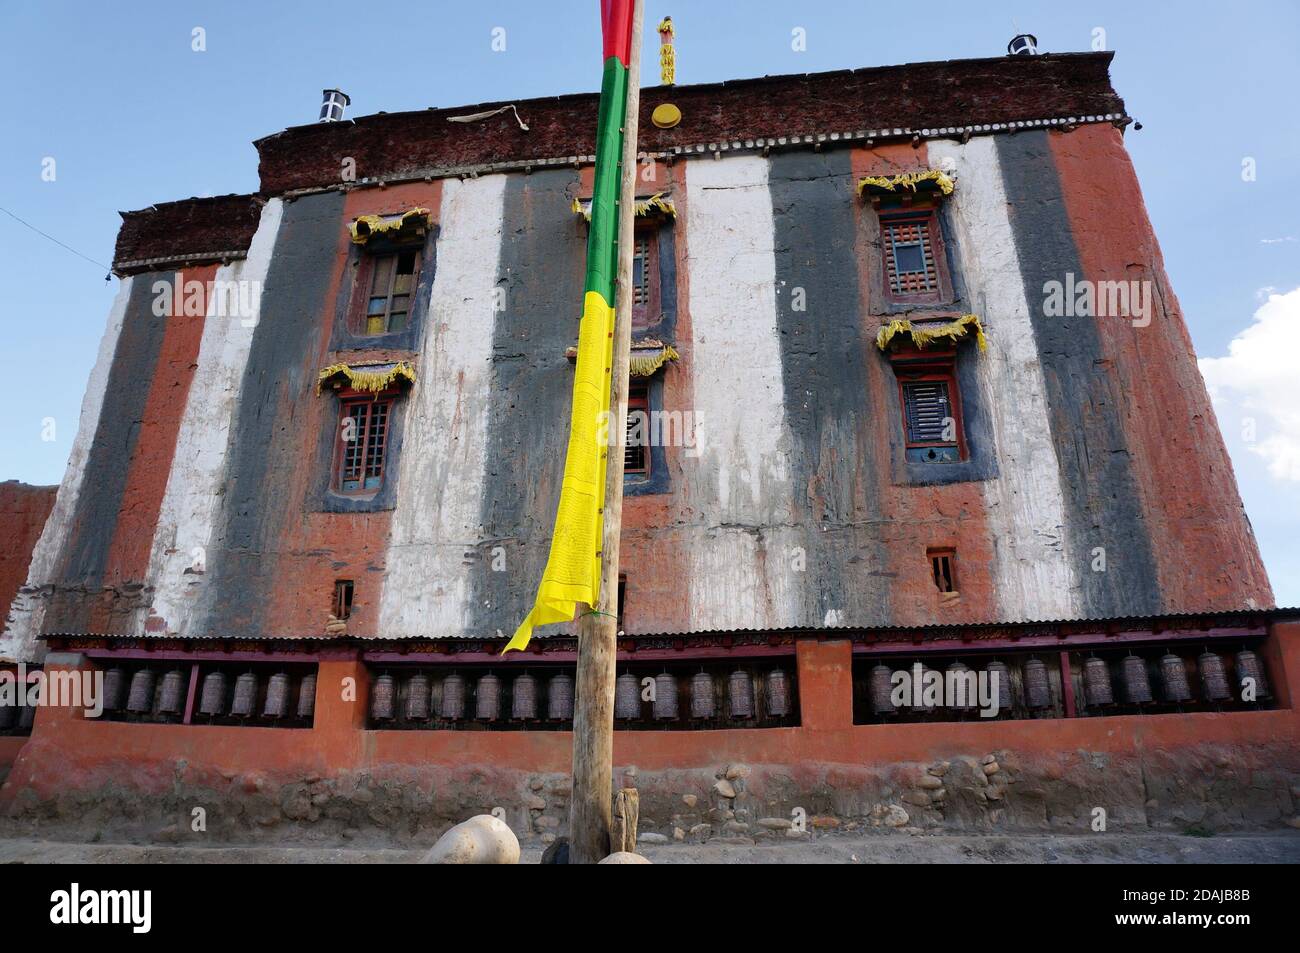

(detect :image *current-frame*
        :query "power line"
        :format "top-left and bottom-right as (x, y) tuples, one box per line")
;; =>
(0, 204), (113, 276)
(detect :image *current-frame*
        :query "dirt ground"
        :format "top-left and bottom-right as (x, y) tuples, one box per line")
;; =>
(2, 830), (1297, 864)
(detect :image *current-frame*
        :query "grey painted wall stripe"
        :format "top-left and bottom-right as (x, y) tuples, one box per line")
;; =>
(197, 190), (345, 638)
(768, 149), (889, 625)
(995, 131), (1160, 618)
(467, 168), (587, 637)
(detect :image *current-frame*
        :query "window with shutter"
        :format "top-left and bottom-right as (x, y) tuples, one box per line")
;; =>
(360, 248), (420, 335)
(625, 385), (650, 476)
(335, 396), (393, 493)
(894, 363), (965, 464)
(630, 230), (660, 331)
(878, 209), (949, 305)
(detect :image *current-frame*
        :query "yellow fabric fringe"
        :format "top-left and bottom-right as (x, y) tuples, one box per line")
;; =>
(875, 314), (987, 352)
(349, 208), (431, 245)
(316, 361), (418, 394)
(856, 170), (955, 197)
(630, 344), (680, 377)
(660, 47), (676, 85)
(658, 17), (674, 36)
(572, 192), (675, 221)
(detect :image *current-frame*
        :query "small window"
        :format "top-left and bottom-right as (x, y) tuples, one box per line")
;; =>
(362, 249), (420, 335)
(896, 364), (964, 463)
(630, 230), (659, 331)
(616, 574), (627, 629)
(335, 396), (392, 493)
(624, 384), (650, 476)
(880, 211), (945, 304)
(928, 549), (957, 593)
(333, 580), (354, 619)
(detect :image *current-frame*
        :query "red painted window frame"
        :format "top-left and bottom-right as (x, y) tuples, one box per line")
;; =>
(878, 207), (952, 306)
(891, 351), (967, 461)
(353, 246), (422, 336)
(625, 383), (650, 476)
(332, 390), (396, 495)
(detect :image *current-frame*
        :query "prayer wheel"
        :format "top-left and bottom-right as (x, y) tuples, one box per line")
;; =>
(1159, 653), (1192, 703)
(101, 667), (126, 712)
(1121, 654), (1152, 703)
(690, 671), (715, 719)
(511, 672), (537, 720)
(946, 661), (975, 710)
(766, 669), (791, 718)
(614, 672), (640, 719)
(370, 673), (396, 721)
(547, 672), (574, 721)
(653, 672), (678, 720)
(1082, 657), (1114, 707)
(1197, 651), (1231, 702)
(263, 672), (290, 719)
(405, 673), (431, 721)
(869, 664), (895, 716)
(158, 669), (186, 715)
(475, 674), (500, 721)
(1022, 658), (1051, 709)
(231, 671), (259, 717)
(126, 668), (155, 714)
(441, 672), (466, 720)
(199, 671), (227, 716)
(985, 660), (1013, 713)
(1234, 649), (1270, 699)
(296, 672), (316, 719)
(728, 669), (755, 719)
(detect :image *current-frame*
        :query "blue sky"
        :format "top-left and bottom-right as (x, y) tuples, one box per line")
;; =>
(2, 1), (1297, 603)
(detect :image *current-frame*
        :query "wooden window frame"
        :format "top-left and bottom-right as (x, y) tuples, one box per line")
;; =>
(333, 579), (354, 620)
(928, 547), (958, 594)
(891, 354), (967, 463)
(624, 383), (650, 477)
(630, 226), (661, 332)
(878, 207), (951, 306)
(355, 246), (422, 336)
(332, 390), (396, 495)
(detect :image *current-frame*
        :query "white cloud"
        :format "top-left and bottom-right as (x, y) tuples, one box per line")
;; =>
(1199, 286), (1300, 482)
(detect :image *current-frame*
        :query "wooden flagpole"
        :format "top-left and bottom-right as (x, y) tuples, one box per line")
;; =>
(569, 0), (644, 865)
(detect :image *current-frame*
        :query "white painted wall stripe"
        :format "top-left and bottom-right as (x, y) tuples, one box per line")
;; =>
(0, 277), (134, 661)
(935, 136), (1081, 620)
(682, 155), (802, 632)
(380, 175), (507, 638)
(140, 199), (284, 636)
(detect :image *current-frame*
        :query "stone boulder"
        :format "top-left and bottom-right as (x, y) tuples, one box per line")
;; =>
(421, 814), (520, 864)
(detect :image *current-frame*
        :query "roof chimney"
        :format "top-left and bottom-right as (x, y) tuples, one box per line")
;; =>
(319, 88), (351, 123)
(1007, 33), (1039, 56)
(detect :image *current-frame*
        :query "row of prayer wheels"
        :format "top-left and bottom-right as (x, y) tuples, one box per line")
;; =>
(866, 649), (1269, 716)
(369, 669), (793, 724)
(97, 668), (316, 721)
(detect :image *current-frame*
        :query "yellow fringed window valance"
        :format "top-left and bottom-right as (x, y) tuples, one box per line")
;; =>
(349, 208), (431, 245)
(564, 341), (680, 377)
(316, 361), (418, 394)
(572, 192), (675, 222)
(856, 170), (955, 198)
(875, 314), (987, 352)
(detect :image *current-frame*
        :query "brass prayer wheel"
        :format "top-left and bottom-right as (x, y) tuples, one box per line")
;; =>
(869, 664), (895, 715)
(1234, 649), (1269, 699)
(101, 667), (126, 712)
(1121, 654), (1152, 703)
(614, 672), (640, 719)
(296, 672), (316, 719)
(158, 669), (186, 715)
(231, 671), (259, 717)
(985, 660), (1013, 712)
(1022, 658), (1051, 709)
(1159, 653), (1191, 703)
(1082, 657), (1114, 707)
(370, 673), (396, 721)
(511, 672), (537, 720)
(547, 672), (574, 721)
(690, 671), (715, 719)
(1197, 651), (1231, 702)
(126, 668), (155, 714)
(199, 671), (227, 716)
(441, 672), (466, 720)
(263, 672), (290, 719)
(765, 669), (790, 718)
(728, 669), (755, 719)
(653, 672), (679, 720)
(405, 673), (431, 721)
(475, 673), (501, 721)
(946, 660), (975, 710)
